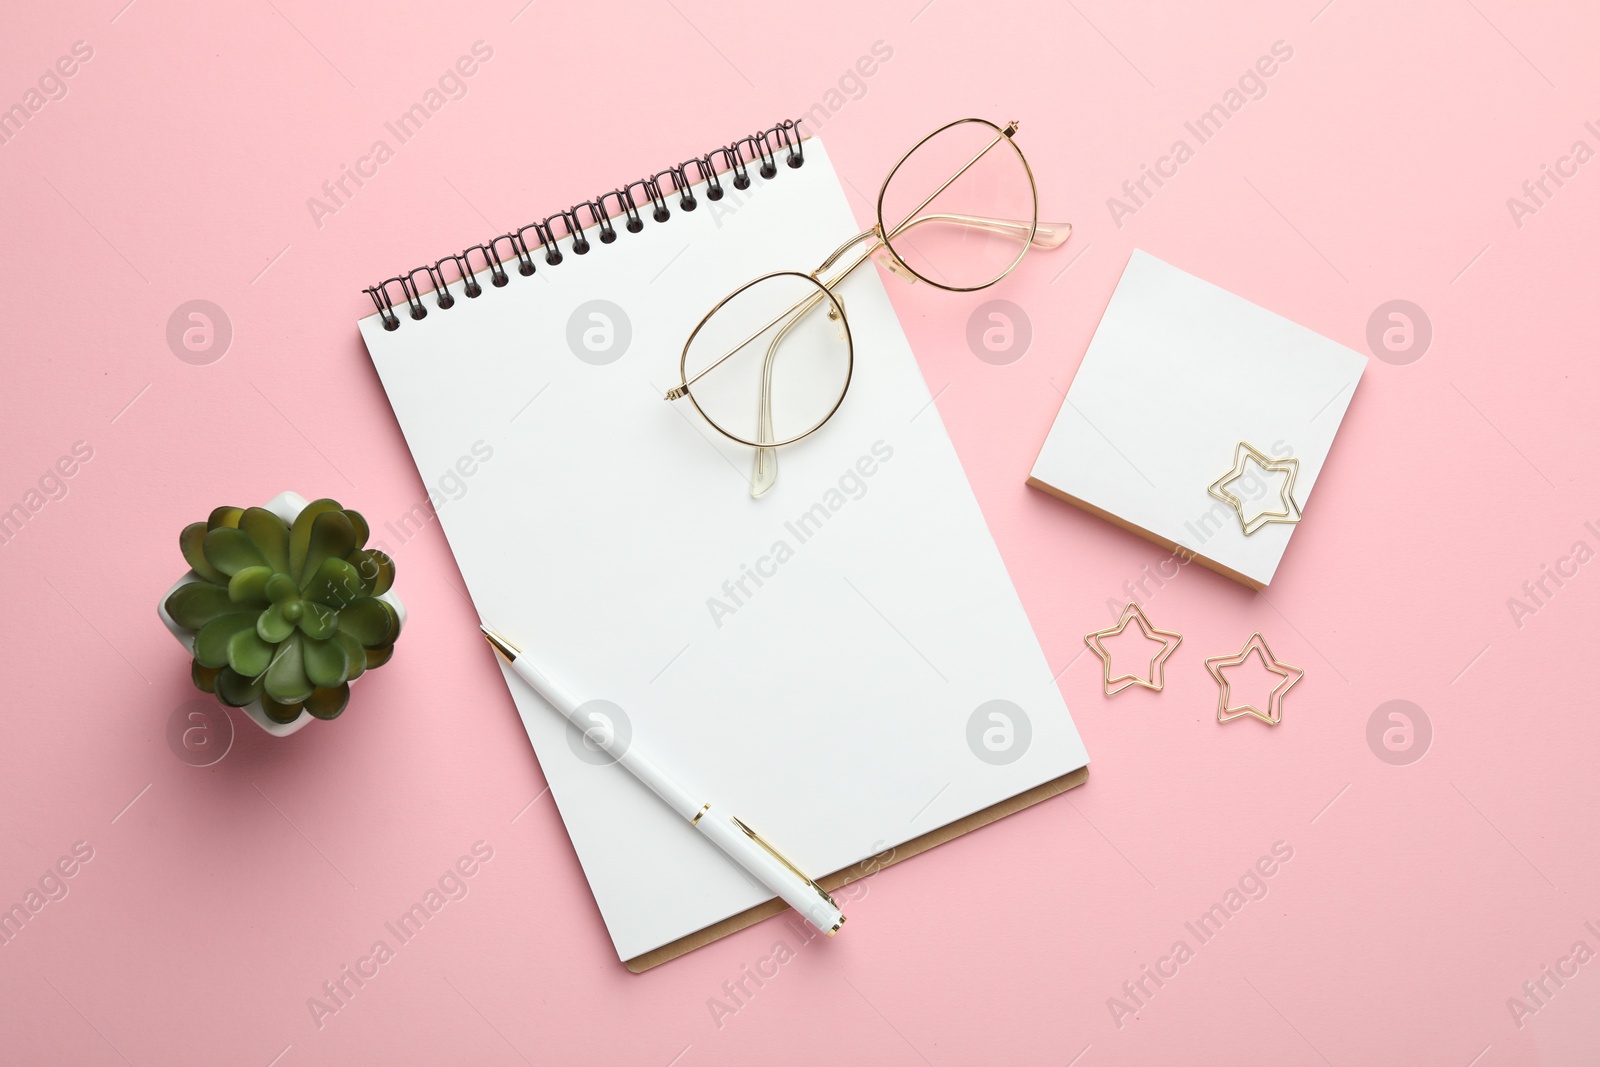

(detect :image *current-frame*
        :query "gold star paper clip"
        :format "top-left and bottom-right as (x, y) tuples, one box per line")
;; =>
(1207, 442), (1302, 536)
(1205, 632), (1304, 726)
(1084, 602), (1184, 696)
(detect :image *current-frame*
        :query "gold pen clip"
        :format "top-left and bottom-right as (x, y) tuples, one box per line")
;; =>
(730, 816), (837, 908)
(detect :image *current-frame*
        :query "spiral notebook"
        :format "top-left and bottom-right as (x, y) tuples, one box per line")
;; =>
(357, 120), (1089, 970)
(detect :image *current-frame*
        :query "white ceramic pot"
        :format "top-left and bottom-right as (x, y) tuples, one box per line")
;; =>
(157, 491), (405, 736)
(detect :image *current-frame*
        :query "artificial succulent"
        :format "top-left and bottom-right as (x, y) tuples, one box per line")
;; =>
(165, 500), (400, 723)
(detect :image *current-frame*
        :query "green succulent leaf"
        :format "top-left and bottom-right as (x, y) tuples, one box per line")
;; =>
(335, 631), (367, 682)
(300, 511), (358, 594)
(304, 556), (364, 608)
(303, 636), (350, 688)
(215, 667), (264, 708)
(228, 565), (274, 605)
(261, 696), (304, 724)
(180, 522), (229, 585)
(195, 612), (262, 669)
(227, 627), (275, 677)
(203, 527), (266, 577)
(338, 597), (400, 647)
(265, 634), (314, 703)
(191, 659), (221, 694)
(288, 499), (343, 582)
(364, 644), (395, 669)
(239, 507), (291, 575)
(265, 573), (298, 603)
(257, 603), (295, 644)
(166, 581), (237, 630)
(207, 506), (244, 531)
(305, 684), (350, 721)
(348, 549), (395, 597)
(343, 509), (370, 550)
(298, 601), (339, 640)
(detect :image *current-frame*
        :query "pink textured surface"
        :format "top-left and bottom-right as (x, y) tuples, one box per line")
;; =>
(1, 1), (1596, 1063)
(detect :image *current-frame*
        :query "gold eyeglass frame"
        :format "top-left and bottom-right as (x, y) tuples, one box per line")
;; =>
(664, 117), (1072, 495)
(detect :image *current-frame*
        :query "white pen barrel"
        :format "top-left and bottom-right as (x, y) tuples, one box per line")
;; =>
(613, 745), (700, 822)
(509, 656), (584, 719)
(506, 654), (700, 820)
(693, 807), (844, 936)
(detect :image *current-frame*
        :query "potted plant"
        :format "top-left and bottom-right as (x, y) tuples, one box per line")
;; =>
(158, 492), (404, 736)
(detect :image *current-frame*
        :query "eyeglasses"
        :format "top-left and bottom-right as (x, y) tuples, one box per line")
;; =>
(664, 117), (1071, 497)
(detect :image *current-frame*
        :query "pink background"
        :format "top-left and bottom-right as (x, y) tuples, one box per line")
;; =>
(2, 0), (1597, 1063)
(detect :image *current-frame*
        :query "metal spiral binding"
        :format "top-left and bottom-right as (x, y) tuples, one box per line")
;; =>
(363, 118), (805, 331)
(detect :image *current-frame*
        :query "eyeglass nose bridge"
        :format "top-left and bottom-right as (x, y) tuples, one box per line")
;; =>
(812, 226), (888, 280)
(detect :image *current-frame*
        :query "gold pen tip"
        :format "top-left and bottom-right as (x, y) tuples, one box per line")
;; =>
(479, 625), (520, 661)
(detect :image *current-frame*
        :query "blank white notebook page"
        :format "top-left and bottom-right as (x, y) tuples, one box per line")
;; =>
(358, 138), (1089, 962)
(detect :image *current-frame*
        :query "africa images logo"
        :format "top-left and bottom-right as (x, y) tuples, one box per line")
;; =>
(704, 441), (894, 628)
(1105, 40), (1295, 228)
(1106, 842), (1294, 1029)
(306, 841), (494, 1030)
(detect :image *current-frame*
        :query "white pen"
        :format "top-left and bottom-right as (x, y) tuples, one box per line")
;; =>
(480, 624), (845, 937)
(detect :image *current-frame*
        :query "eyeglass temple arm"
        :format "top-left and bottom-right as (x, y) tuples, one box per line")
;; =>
(950, 214), (1071, 248)
(888, 213), (1073, 250)
(750, 301), (819, 496)
(745, 234), (879, 493)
